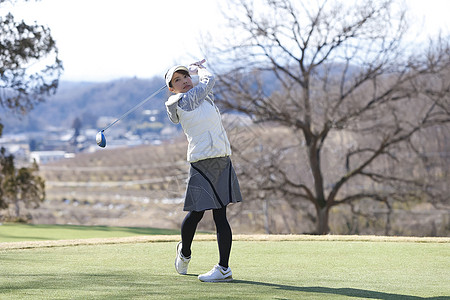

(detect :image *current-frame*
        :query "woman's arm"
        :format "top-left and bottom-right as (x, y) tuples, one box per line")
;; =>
(178, 68), (215, 112)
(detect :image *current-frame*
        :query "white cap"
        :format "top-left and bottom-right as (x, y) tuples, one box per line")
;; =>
(165, 65), (189, 88)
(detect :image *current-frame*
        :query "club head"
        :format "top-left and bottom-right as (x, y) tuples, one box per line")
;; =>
(96, 131), (106, 148)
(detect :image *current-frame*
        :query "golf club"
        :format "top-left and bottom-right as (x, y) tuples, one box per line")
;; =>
(96, 85), (167, 148)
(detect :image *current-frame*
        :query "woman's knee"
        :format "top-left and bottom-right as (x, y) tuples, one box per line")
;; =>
(212, 207), (228, 224)
(188, 210), (205, 223)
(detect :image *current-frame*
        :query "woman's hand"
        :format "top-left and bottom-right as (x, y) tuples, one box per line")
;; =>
(188, 59), (206, 75)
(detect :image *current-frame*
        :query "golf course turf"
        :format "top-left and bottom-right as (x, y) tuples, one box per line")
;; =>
(0, 224), (448, 299)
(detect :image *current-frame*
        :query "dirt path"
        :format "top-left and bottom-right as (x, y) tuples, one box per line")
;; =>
(1, 234), (448, 250)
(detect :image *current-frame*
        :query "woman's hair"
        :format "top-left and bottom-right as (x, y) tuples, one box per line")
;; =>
(169, 70), (191, 88)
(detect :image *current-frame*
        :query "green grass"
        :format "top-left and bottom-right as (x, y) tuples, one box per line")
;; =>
(1, 234), (449, 299)
(0, 223), (179, 242)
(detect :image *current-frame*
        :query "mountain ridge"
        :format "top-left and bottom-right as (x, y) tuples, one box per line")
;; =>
(1, 76), (168, 134)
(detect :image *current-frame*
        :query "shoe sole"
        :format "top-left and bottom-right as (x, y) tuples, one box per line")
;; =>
(175, 242), (187, 275)
(199, 276), (233, 282)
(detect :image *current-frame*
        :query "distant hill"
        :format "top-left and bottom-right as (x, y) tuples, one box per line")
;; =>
(0, 67), (289, 136)
(1, 64), (362, 135)
(0, 76), (169, 133)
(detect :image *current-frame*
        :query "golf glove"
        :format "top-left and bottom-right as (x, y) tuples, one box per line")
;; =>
(188, 59), (206, 75)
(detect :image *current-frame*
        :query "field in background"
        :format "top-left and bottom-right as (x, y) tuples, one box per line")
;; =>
(27, 129), (286, 234)
(14, 125), (448, 236)
(1, 227), (449, 299)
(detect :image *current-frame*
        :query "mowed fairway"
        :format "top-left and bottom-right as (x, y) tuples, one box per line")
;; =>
(0, 228), (449, 299)
(0, 223), (180, 243)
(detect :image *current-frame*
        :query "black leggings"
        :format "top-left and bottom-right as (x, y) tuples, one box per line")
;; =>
(180, 206), (232, 268)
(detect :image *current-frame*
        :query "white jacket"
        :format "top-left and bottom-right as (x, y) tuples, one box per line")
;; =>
(165, 68), (231, 162)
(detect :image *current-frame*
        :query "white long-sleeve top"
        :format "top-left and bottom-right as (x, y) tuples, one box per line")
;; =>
(165, 68), (231, 162)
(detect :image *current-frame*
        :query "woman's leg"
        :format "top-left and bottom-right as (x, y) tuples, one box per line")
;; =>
(212, 206), (232, 268)
(181, 210), (204, 257)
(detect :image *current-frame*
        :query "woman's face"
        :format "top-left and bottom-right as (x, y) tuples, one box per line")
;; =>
(170, 72), (193, 93)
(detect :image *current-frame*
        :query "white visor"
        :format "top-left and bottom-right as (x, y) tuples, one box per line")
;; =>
(165, 65), (189, 88)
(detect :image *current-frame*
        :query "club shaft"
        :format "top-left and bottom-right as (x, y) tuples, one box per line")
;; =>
(102, 85), (167, 132)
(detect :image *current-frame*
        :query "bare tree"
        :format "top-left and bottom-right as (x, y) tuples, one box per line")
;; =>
(205, 0), (450, 234)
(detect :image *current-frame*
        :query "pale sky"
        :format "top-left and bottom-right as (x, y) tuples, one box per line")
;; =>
(2, 0), (449, 82)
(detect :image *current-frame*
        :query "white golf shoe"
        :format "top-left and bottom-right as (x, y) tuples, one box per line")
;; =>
(198, 264), (233, 282)
(175, 241), (190, 275)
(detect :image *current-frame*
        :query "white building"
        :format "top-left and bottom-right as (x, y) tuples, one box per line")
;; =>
(29, 151), (74, 164)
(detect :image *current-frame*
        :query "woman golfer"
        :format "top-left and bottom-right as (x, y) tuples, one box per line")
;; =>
(164, 59), (242, 282)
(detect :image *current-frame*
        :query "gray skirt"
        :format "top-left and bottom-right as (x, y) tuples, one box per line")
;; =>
(184, 156), (242, 211)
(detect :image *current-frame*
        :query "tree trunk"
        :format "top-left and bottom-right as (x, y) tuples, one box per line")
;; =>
(263, 198), (271, 234)
(14, 199), (20, 218)
(316, 205), (330, 234)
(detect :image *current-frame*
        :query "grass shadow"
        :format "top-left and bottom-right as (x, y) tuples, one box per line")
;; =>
(233, 280), (448, 299)
(0, 272), (166, 300)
